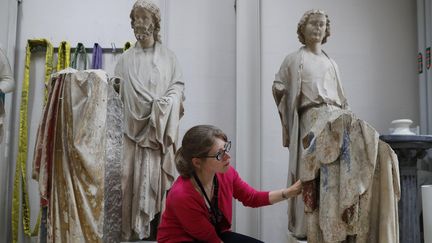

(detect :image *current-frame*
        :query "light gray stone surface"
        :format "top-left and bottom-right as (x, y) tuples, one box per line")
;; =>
(103, 84), (124, 243)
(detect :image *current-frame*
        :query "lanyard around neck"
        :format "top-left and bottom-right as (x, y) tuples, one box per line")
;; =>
(193, 173), (218, 208)
(193, 173), (225, 236)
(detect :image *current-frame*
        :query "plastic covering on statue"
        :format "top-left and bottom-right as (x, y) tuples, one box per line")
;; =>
(32, 68), (124, 242)
(114, 0), (185, 240)
(272, 10), (400, 243)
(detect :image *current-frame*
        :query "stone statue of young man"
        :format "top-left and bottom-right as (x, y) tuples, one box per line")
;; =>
(0, 47), (14, 143)
(114, 0), (185, 240)
(273, 9), (400, 243)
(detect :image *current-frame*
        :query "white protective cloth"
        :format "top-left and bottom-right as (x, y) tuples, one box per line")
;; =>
(50, 69), (109, 242)
(33, 69), (125, 242)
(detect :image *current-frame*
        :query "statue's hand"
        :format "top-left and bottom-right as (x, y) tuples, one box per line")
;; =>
(157, 96), (172, 104)
(272, 82), (286, 104)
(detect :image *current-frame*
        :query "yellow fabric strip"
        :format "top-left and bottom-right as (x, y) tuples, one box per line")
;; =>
(43, 42), (54, 102)
(12, 38), (53, 243)
(56, 41), (70, 71)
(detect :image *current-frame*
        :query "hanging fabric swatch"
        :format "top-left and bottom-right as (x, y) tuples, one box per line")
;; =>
(71, 42), (87, 70)
(123, 41), (132, 52)
(31, 40), (70, 243)
(32, 71), (65, 243)
(56, 41), (71, 72)
(12, 38), (54, 243)
(32, 68), (123, 242)
(32, 72), (65, 206)
(102, 78), (124, 243)
(91, 43), (103, 69)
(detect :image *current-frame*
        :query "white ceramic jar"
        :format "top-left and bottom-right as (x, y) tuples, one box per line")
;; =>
(391, 119), (416, 135)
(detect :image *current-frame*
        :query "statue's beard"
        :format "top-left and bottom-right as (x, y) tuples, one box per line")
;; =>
(133, 23), (155, 41)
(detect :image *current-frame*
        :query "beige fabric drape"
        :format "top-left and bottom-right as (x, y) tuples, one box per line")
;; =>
(33, 69), (124, 242)
(33, 72), (64, 206)
(50, 70), (108, 242)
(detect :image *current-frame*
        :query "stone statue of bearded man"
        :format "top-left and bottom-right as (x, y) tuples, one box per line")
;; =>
(114, 0), (185, 240)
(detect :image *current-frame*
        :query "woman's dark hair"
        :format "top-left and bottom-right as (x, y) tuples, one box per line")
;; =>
(175, 125), (227, 178)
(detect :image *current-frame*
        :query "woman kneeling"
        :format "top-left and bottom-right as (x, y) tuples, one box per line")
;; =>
(157, 124), (302, 243)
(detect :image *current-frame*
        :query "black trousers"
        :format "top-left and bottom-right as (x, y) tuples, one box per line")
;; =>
(190, 231), (264, 243)
(220, 231), (264, 243)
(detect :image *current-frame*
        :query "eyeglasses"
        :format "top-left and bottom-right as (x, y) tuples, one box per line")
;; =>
(196, 141), (231, 161)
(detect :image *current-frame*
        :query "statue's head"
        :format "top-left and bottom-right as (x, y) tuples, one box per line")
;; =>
(130, 0), (161, 43)
(297, 9), (330, 45)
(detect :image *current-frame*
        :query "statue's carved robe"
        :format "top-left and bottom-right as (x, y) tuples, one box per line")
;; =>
(273, 47), (400, 243)
(114, 42), (184, 239)
(0, 47), (14, 143)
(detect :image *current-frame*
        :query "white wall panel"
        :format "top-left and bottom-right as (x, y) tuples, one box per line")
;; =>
(235, 0), (262, 238)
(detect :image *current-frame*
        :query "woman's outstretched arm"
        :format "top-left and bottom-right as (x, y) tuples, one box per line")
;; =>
(269, 180), (302, 204)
